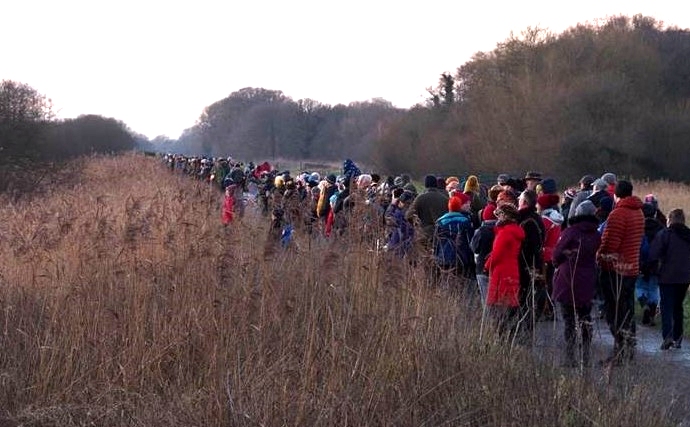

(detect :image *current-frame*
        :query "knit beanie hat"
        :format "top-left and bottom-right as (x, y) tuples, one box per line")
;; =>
(601, 172), (617, 185)
(644, 194), (659, 211)
(497, 174), (510, 185)
(342, 159), (361, 180)
(482, 203), (498, 221)
(537, 193), (560, 209)
(574, 200), (596, 217)
(563, 188), (577, 201)
(449, 193), (470, 212)
(448, 196), (462, 212)
(424, 174), (437, 189)
(540, 178), (558, 195)
(399, 191), (415, 204)
(403, 183), (417, 194)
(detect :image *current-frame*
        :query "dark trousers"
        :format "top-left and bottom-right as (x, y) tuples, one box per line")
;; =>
(489, 306), (520, 341)
(519, 267), (543, 332)
(659, 283), (689, 343)
(600, 270), (637, 360)
(560, 303), (592, 365)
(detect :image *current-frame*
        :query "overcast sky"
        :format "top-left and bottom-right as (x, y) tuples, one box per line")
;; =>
(3, 0), (687, 139)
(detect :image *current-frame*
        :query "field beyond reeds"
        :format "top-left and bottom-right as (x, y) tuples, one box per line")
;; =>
(0, 154), (683, 426)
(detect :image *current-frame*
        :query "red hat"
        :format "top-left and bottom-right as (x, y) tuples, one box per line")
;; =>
(449, 193), (470, 212)
(482, 203), (498, 221)
(537, 193), (560, 209)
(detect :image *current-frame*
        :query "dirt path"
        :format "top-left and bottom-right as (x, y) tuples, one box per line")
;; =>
(533, 315), (690, 424)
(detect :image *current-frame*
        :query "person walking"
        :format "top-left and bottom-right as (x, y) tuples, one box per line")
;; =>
(433, 193), (476, 281)
(597, 180), (645, 366)
(485, 204), (525, 339)
(406, 174), (450, 253)
(516, 189), (546, 336)
(552, 201), (601, 366)
(471, 205), (499, 305)
(648, 209), (690, 350)
(636, 202), (665, 326)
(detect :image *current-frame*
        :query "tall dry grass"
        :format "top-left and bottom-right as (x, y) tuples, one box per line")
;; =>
(633, 179), (690, 216)
(0, 154), (682, 426)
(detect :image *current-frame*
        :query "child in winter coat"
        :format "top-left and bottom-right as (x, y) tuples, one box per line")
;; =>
(222, 184), (236, 225)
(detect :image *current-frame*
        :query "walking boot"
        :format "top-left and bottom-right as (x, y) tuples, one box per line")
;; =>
(641, 305), (651, 326)
(648, 303), (657, 327)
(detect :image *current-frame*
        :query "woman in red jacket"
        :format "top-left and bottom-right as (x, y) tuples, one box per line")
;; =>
(485, 203), (525, 337)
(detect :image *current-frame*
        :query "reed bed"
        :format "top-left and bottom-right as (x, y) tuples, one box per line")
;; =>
(0, 154), (681, 426)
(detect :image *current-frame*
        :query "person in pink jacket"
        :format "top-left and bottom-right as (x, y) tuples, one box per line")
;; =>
(485, 203), (525, 337)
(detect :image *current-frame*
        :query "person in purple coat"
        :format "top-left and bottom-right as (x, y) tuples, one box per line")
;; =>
(552, 200), (602, 366)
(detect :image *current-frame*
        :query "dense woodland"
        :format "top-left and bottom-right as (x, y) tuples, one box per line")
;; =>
(387, 15), (690, 183)
(3, 15), (690, 190)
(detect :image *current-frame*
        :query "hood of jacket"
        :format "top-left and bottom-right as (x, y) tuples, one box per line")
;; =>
(670, 223), (690, 243)
(567, 214), (600, 232)
(541, 208), (564, 225)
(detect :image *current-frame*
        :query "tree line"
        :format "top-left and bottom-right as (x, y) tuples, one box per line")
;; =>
(374, 15), (690, 184)
(159, 88), (404, 162)
(4, 14), (690, 192)
(0, 80), (140, 191)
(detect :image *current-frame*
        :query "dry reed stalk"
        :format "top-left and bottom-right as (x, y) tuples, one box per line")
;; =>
(0, 154), (683, 426)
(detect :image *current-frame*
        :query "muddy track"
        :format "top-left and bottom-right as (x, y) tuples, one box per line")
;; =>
(533, 315), (690, 424)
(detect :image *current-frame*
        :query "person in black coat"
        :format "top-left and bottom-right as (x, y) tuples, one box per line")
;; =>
(649, 208), (690, 350)
(516, 189), (546, 336)
(471, 207), (498, 305)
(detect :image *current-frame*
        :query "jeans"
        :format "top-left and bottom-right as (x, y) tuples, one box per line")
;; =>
(659, 283), (690, 342)
(635, 275), (660, 306)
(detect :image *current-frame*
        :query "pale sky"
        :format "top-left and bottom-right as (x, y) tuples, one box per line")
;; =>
(3, 0), (687, 139)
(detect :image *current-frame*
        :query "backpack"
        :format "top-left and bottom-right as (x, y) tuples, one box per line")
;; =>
(230, 167), (245, 185)
(433, 215), (473, 274)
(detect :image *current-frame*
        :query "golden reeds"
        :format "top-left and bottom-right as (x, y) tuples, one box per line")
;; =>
(0, 154), (683, 426)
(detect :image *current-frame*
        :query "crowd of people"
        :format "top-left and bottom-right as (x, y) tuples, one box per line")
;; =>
(163, 154), (690, 368)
